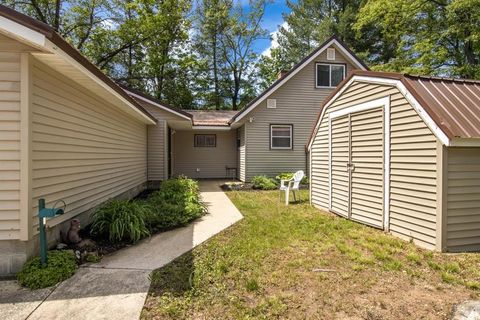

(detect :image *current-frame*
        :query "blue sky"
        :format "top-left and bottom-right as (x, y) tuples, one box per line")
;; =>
(251, 0), (292, 55)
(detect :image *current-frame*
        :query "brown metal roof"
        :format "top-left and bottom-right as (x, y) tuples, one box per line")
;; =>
(307, 70), (480, 149)
(186, 110), (237, 126)
(0, 5), (157, 123)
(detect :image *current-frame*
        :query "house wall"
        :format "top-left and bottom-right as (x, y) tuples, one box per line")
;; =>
(0, 51), (21, 241)
(242, 45), (356, 180)
(310, 81), (438, 250)
(446, 147), (480, 251)
(136, 101), (189, 182)
(30, 58), (148, 232)
(172, 130), (237, 179)
(238, 125), (246, 181)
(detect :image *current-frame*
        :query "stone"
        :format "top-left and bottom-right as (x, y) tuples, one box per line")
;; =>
(56, 243), (68, 250)
(451, 300), (480, 320)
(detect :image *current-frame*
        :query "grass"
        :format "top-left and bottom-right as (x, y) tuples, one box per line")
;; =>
(142, 190), (480, 319)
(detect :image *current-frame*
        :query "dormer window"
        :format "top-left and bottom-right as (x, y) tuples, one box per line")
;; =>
(316, 63), (345, 88)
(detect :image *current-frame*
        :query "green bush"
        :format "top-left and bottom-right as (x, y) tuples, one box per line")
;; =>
(90, 199), (151, 243)
(17, 250), (77, 289)
(275, 172), (309, 184)
(146, 176), (207, 230)
(251, 175), (277, 190)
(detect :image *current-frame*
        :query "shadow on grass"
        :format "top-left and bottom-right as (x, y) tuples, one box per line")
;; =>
(149, 251), (195, 296)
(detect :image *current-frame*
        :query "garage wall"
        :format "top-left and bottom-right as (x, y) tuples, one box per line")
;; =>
(446, 147), (480, 251)
(0, 52), (21, 240)
(310, 81), (438, 249)
(31, 59), (148, 233)
(173, 130), (237, 179)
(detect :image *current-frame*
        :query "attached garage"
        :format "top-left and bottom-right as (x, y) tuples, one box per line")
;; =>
(308, 70), (480, 252)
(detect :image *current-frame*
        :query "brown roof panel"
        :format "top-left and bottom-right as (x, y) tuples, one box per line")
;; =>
(403, 75), (480, 138)
(186, 110), (237, 126)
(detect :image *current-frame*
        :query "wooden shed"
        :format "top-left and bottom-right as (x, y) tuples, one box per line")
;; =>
(307, 70), (480, 252)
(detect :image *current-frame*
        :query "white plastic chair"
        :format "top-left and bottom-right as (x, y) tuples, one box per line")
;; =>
(279, 170), (304, 205)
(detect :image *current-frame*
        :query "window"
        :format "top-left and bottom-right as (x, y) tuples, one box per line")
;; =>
(194, 134), (216, 147)
(316, 63), (345, 88)
(271, 125), (293, 149)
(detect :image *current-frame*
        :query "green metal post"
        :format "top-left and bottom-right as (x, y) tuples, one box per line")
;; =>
(39, 198), (47, 266)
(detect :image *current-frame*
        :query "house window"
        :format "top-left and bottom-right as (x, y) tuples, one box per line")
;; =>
(271, 125), (293, 149)
(194, 134), (216, 147)
(316, 63), (345, 88)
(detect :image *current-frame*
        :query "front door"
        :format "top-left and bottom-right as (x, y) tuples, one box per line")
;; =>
(330, 106), (385, 229)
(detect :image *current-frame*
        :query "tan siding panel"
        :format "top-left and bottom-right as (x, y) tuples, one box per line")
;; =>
(31, 59), (147, 232)
(446, 147), (480, 251)
(0, 51), (21, 240)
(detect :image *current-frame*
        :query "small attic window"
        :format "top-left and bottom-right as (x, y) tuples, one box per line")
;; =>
(327, 48), (335, 60)
(316, 63), (345, 88)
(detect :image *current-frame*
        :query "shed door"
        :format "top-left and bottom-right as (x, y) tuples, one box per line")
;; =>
(330, 115), (350, 217)
(350, 107), (384, 228)
(330, 106), (385, 229)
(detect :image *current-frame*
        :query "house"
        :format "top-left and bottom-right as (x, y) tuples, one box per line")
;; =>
(0, 5), (369, 275)
(0, 5), (156, 275)
(307, 70), (480, 252)
(125, 36), (368, 182)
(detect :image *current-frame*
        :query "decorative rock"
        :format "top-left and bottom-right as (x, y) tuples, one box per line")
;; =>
(56, 243), (68, 250)
(452, 300), (480, 320)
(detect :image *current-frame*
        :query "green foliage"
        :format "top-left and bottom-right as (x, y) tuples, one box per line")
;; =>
(90, 199), (151, 243)
(251, 176), (277, 190)
(275, 172), (309, 185)
(17, 250), (77, 289)
(146, 176), (207, 230)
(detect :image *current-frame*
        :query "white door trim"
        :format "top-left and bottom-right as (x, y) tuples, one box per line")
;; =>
(328, 96), (391, 230)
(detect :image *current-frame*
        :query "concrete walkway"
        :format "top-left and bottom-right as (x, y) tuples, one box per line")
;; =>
(0, 181), (243, 320)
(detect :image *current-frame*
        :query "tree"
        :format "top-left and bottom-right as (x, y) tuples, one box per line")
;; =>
(220, 0), (269, 110)
(355, 0), (480, 78)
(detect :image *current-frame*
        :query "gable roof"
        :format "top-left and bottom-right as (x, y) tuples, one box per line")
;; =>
(187, 110), (237, 126)
(0, 4), (156, 124)
(307, 70), (480, 150)
(229, 35), (368, 124)
(121, 85), (193, 121)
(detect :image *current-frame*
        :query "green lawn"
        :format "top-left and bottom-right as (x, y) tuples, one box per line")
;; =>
(142, 190), (480, 319)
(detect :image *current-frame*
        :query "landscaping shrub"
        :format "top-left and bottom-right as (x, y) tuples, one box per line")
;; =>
(90, 199), (151, 243)
(275, 172), (309, 185)
(146, 176), (207, 230)
(17, 250), (77, 289)
(251, 175), (277, 190)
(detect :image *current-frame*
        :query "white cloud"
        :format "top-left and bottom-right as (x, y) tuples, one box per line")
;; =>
(261, 21), (289, 57)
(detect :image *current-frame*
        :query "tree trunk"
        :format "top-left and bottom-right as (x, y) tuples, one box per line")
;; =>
(213, 33), (220, 110)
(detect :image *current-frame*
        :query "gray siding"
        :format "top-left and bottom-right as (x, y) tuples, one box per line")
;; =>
(172, 130), (237, 179)
(310, 81), (438, 250)
(238, 125), (246, 181)
(243, 45), (356, 180)
(446, 147), (480, 251)
(31, 59), (148, 233)
(0, 52), (21, 240)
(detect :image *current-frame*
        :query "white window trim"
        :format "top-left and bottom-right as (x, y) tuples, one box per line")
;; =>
(315, 63), (346, 88)
(328, 96), (391, 231)
(270, 124), (293, 150)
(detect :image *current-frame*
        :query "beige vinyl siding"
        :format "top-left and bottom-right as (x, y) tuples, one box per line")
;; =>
(244, 45), (356, 180)
(30, 59), (147, 232)
(446, 147), (480, 251)
(173, 130), (237, 179)
(310, 81), (438, 249)
(238, 125), (246, 181)
(0, 52), (21, 240)
(137, 102), (189, 181)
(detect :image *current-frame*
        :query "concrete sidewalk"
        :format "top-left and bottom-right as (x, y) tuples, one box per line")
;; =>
(0, 181), (243, 320)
